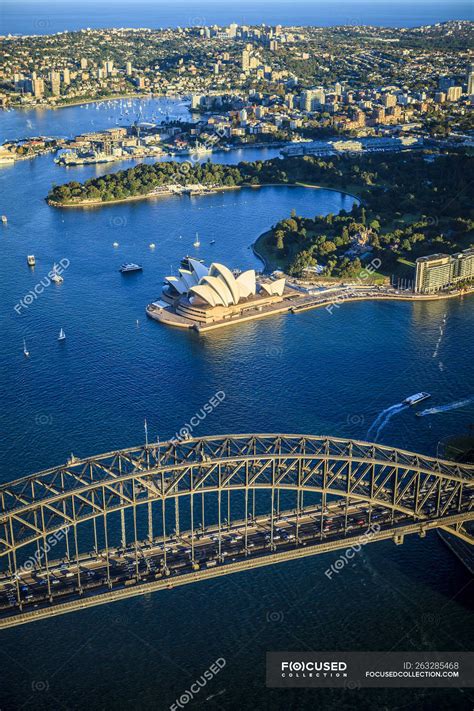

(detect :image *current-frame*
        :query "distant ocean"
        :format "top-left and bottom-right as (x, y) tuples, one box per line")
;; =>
(1, 0), (472, 35)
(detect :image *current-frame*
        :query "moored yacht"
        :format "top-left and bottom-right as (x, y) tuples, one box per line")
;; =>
(120, 263), (143, 273)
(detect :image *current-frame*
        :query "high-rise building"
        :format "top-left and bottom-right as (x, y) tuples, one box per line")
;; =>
(32, 78), (44, 98)
(50, 70), (61, 96)
(467, 64), (474, 95)
(190, 94), (204, 110)
(334, 82), (342, 96)
(14, 73), (25, 92)
(80, 58), (88, 70)
(415, 254), (453, 293)
(373, 107), (386, 123)
(446, 86), (462, 101)
(301, 87), (325, 112)
(125, 62), (133, 76)
(383, 93), (397, 108)
(452, 248), (474, 281)
(104, 60), (114, 75)
(228, 23), (238, 38)
(242, 45), (252, 71)
(415, 249), (474, 293)
(62, 68), (71, 85)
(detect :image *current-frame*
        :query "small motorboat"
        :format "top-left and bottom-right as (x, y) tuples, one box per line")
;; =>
(149, 243), (156, 249)
(58, 328), (66, 341)
(120, 263), (143, 273)
(113, 241), (119, 248)
(50, 264), (64, 284)
(27, 255), (36, 266)
(193, 233), (201, 248)
(210, 240), (216, 245)
(23, 338), (29, 358)
(1, 215), (7, 224)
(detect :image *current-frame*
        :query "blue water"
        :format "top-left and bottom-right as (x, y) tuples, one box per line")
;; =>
(0, 98), (473, 710)
(1, 0), (472, 35)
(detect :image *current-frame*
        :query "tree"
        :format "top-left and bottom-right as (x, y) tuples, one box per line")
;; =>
(319, 240), (337, 256)
(288, 250), (316, 277)
(275, 230), (285, 251)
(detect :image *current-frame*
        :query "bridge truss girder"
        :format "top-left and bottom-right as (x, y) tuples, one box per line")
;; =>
(1, 434), (472, 561)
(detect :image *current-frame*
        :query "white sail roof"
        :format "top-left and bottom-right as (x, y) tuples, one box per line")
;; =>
(201, 275), (234, 306)
(209, 263), (240, 305)
(164, 258), (268, 307)
(189, 284), (220, 307)
(236, 270), (256, 299)
(164, 276), (187, 294)
(179, 269), (200, 290)
(259, 277), (286, 297)
(188, 258), (209, 281)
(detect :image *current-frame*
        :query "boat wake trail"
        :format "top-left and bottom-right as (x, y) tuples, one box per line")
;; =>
(367, 402), (408, 442)
(432, 313), (447, 359)
(418, 396), (474, 417)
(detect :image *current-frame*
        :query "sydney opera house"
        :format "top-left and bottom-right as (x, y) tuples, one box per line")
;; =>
(147, 257), (296, 330)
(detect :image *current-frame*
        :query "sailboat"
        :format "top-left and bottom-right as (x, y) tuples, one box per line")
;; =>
(193, 233), (200, 248)
(58, 328), (66, 341)
(23, 338), (29, 357)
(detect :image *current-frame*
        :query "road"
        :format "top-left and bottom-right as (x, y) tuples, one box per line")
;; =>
(0, 499), (429, 619)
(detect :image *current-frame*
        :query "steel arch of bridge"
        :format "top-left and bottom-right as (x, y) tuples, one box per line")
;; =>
(1, 433), (473, 556)
(0, 434), (473, 627)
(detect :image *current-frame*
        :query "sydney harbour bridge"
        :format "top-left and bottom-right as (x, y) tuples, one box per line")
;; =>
(0, 433), (473, 629)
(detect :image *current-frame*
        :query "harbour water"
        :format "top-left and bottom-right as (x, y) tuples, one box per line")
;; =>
(0, 98), (473, 710)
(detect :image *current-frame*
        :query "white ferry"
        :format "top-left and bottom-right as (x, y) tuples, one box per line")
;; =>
(403, 392), (431, 406)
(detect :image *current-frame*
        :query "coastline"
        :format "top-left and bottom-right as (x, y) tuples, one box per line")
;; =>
(47, 183), (240, 208)
(8, 91), (185, 112)
(47, 181), (361, 209)
(147, 288), (474, 333)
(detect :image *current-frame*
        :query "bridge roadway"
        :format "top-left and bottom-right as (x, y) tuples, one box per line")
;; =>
(0, 497), (470, 629)
(1, 433), (473, 628)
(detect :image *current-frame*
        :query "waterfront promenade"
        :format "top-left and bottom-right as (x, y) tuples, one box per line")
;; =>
(147, 285), (474, 332)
